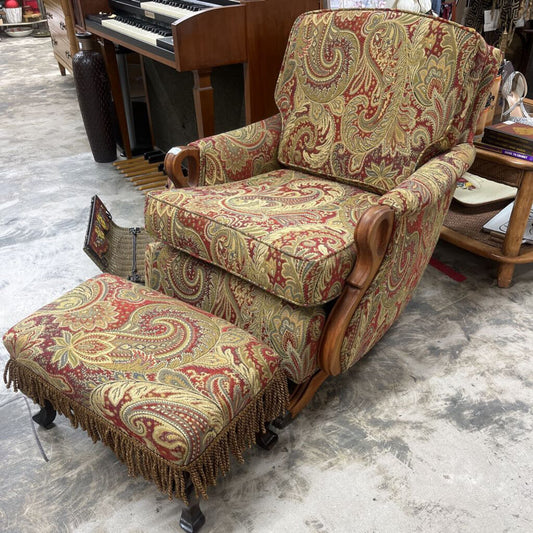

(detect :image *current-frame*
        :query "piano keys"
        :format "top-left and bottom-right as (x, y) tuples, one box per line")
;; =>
(86, 12), (174, 60)
(139, 0), (214, 19)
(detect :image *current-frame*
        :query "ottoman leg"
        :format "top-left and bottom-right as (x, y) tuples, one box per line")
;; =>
(256, 425), (278, 450)
(180, 478), (206, 533)
(32, 400), (57, 429)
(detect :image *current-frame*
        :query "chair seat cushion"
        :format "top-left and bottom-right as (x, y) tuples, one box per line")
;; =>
(3, 274), (288, 501)
(145, 169), (380, 306)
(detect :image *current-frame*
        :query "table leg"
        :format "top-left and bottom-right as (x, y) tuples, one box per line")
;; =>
(192, 69), (215, 139)
(499, 170), (533, 286)
(497, 262), (515, 288)
(100, 37), (132, 158)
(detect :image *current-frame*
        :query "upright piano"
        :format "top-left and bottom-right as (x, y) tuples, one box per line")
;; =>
(70, 0), (322, 157)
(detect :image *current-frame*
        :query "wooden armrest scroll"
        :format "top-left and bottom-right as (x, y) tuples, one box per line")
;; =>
(319, 205), (394, 376)
(164, 146), (200, 188)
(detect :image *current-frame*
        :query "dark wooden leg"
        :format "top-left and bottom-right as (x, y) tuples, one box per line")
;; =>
(180, 478), (205, 533)
(32, 400), (56, 429)
(192, 69), (214, 139)
(284, 369), (329, 420)
(99, 37), (133, 158)
(256, 425), (278, 450)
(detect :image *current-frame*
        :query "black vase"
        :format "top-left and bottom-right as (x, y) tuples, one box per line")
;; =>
(72, 32), (117, 163)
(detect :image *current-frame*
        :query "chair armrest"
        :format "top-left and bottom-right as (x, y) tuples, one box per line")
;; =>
(379, 143), (475, 216)
(324, 142), (476, 375)
(164, 114), (282, 188)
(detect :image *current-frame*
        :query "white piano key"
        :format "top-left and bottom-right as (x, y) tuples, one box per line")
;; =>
(140, 1), (196, 19)
(101, 18), (161, 46)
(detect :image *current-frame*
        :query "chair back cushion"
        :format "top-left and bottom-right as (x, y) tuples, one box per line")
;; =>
(275, 9), (501, 193)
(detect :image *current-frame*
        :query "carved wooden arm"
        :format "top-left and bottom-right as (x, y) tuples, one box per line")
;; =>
(164, 146), (201, 188)
(329, 143), (475, 377)
(286, 204), (394, 418)
(319, 204), (394, 376)
(164, 114), (282, 189)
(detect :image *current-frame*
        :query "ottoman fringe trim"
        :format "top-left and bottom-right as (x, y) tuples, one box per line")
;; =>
(4, 358), (289, 503)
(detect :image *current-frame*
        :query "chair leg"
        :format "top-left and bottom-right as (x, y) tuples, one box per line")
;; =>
(32, 400), (57, 429)
(180, 478), (206, 533)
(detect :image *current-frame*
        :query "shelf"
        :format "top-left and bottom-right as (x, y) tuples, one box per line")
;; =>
(0, 19), (46, 27)
(444, 201), (531, 253)
(440, 147), (533, 287)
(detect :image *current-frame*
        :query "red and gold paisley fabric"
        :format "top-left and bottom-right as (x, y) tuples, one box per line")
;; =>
(146, 170), (379, 306)
(339, 143), (475, 371)
(140, 9), (500, 384)
(275, 9), (501, 193)
(186, 114), (282, 187)
(145, 242), (326, 383)
(3, 274), (288, 500)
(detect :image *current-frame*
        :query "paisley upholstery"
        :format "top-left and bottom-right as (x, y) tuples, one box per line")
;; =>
(275, 9), (501, 193)
(1, 10), (502, 515)
(340, 142), (475, 371)
(145, 169), (379, 306)
(3, 274), (288, 501)
(144, 8), (501, 382)
(188, 114), (282, 187)
(145, 242), (326, 383)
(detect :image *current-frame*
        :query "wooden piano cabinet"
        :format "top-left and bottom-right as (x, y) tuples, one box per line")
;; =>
(70, 0), (109, 30)
(43, 0), (77, 75)
(67, 0), (323, 159)
(170, 0), (321, 133)
(171, 3), (247, 139)
(243, 0), (322, 124)
(440, 147), (533, 287)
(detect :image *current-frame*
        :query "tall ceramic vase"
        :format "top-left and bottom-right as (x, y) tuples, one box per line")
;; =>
(72, 33), (117, 163)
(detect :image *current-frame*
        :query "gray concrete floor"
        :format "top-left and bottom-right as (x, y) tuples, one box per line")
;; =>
(1, 36), (532, 533)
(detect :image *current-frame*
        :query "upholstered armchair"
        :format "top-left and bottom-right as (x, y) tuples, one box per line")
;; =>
(144, 9), (501, 420)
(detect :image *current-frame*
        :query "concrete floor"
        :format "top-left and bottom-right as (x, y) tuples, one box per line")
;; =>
(1, 36), (532, 533)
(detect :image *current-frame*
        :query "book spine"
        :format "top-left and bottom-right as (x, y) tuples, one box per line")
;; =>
(479, 143), (533, 162)
(482, 134), (533, 154)
(484, 125), (533, 146)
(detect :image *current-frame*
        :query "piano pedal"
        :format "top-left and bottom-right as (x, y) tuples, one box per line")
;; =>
(144, 150), (165, 163)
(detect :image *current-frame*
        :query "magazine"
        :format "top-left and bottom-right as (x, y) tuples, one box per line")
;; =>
(482, 201), (533, 244)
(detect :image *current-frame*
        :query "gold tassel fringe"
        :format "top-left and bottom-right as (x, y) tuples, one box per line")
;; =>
(4, 358), (289, 503)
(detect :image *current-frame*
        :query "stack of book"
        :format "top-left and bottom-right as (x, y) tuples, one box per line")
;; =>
(479, 121), (533, 162)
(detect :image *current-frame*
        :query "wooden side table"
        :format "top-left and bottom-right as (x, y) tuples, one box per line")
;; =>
(440, 146), (533, 287)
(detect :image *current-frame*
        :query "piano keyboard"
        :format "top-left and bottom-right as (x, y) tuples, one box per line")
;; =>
(139, 1), (205, 19)
(101, 14), (172, 47)
(85, 0), (241, 59)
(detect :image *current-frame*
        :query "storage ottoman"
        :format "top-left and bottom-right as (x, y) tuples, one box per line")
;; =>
(3, 274), (288, 529)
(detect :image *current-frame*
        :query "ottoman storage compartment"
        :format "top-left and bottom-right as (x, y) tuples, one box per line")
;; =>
(3, 274), (288, 528)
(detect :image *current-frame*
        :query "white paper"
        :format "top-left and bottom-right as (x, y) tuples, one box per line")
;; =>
(482, 201), (533, 244)
(484, 9), (500, 32)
